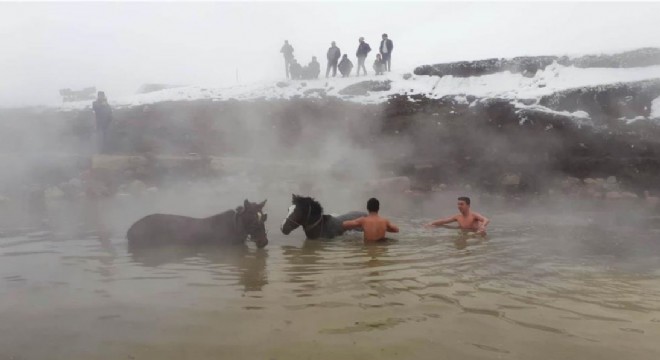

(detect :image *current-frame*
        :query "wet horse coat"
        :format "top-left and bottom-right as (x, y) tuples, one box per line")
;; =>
(281, 194), (366, 239)
(127, 199), (268, 249)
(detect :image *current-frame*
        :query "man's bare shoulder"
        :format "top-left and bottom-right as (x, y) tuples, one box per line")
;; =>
(354, 216), (367, 223)
(471, 211), (487, 219)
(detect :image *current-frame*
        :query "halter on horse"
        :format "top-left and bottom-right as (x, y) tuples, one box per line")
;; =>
(281, 195), (324, 238)
(280, 194), (366, 239)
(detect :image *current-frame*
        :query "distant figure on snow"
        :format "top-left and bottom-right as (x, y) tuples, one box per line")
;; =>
(326, 41), (341, 78)
(373, 54), (386, 75)
(289, 58), (303, 80)
(338, 54), (354, 77)
(355, 37), (371, 76)
(92, 91), (113, 154)
(281, 40), (295, 79)
(307, 56), (321, 79)
(379, 33), (394, 72)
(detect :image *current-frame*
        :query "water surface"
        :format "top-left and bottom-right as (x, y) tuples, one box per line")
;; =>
(1, 203), (659, 360)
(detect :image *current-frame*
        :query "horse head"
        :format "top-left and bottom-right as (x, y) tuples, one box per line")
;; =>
(281, 194), (323, 235)
(236, 199), (268, 248)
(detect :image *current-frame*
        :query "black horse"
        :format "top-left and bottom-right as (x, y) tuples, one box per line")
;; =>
(127, 199), (269, 249)
(280, 194), (366, 239)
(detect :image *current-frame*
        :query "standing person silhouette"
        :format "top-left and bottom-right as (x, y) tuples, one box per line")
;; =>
(326, 41), (341, 78)
(379, 33), (394, 72)
(280, 40), (295, 79)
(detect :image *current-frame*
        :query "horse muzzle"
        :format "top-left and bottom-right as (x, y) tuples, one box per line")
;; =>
(253, 236), (269, 248)
(280, 225), (292, 235)
(280, 220), (298, 235)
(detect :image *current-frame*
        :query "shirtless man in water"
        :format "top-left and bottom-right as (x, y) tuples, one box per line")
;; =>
(424, 196), (490, 236)
(343, 198), (399, 242)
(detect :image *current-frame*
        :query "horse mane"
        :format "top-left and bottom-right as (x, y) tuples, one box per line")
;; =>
(293, 195), (324, 218)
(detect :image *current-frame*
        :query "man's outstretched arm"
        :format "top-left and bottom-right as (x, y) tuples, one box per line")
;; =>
(342, 218), (363, 230)
(424, 216), (457, 228)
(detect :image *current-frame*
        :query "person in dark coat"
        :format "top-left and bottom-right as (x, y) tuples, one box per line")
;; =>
(307, 56), (321, 79)
(280, 40), (294, 79)
(325, 41), (341, 78)
(338, 54), (353, 77)
(379, 33), (394, 72)
(289, 58), (303, 80)
(92, 91), (112, 154)
(373, 54), (386, 75)
(355, 37), (371, 76)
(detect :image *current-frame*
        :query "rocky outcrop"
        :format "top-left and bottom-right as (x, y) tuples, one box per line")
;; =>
(4, 58), (660, 197)
(539, 79), (660, 119)
(415, 56), (558, 78)
(570, 47), (660, 69)
(414, 48), (660, 78)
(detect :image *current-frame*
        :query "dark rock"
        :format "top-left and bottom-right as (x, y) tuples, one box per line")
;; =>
(4, 72), (660, 197)
(539, 79), (660, 119)
(414, 48), (660, 78)
(59, 87), (96, 102)
(519, 98), (536, 106)
(570, 48), (660, 68)
(414, 56), (558, 78)
(403, 73), (413, 80)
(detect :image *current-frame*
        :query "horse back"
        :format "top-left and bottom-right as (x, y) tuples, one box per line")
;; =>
(319, 211), (367, 239)
(334, 211), (367, 222)
(127, 213), (233, 247)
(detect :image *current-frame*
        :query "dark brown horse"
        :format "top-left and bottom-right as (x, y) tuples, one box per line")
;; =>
(127, 199), (268, 249)
(280, 194), (365, 239)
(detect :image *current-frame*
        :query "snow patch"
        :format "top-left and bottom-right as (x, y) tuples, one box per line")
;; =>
(651, 96), (660, 119)
(619, 116), (648, 125)
(514, 103), (593, 127)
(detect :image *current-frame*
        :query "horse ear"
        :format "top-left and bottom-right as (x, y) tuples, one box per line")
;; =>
(244, 199), (249, 209)
(292, 194), (298, 201)
(258, 199), (267, 209)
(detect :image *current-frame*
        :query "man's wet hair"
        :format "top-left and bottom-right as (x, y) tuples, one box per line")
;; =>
(367, 198), (380, 212)
(458, 196), (471, 206)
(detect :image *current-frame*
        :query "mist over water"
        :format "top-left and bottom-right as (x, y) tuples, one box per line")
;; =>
(2, 2), (660, 359)
(2, 82), (660, 360)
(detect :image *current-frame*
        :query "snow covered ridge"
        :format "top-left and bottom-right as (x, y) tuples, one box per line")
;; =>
(415, 48), (660, 78)
(59, 64), (660, 110)
(56, 48), (660, 122)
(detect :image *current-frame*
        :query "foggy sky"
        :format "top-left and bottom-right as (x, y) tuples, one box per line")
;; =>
(2, 1), (660, 107)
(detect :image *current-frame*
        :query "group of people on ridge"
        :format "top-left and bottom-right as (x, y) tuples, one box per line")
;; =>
(281, 42), (321, 80)
(280, 34), (393, 80)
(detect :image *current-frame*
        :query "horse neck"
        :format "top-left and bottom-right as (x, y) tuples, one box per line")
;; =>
(303, 207), (324, 238)
(208, 210), (246, 238)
